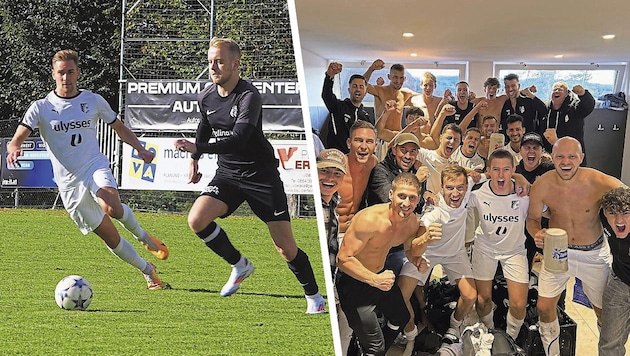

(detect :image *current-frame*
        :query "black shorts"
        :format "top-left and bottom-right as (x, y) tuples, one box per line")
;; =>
(201, 167), (290, 222)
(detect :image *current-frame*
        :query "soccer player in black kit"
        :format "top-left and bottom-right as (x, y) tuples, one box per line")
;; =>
(175, 37), (325, 313)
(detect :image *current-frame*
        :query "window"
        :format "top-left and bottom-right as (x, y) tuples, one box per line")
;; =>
(495, 64), (625, 102)
(335, 62), (466, 105)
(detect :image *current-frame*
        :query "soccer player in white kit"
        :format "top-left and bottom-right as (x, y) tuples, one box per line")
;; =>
(6, 49), (168, 290)
(468, 149), (529, 341)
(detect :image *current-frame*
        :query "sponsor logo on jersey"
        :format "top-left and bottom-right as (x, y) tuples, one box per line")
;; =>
(211, 128), (233, 138)
(203, 185), (220, 195)
(482, 212), (519, 223)
(52, 120), (92, 133)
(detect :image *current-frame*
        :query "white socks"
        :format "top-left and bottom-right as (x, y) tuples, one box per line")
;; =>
(109, 237), (149, 273)
(539, 319), (560, 356)
(402, 325), (418, 356)
(117, 204), (146, 241)
(479, 309), (495, 329)
(450, 310), (463, 329)
(506, 311), (524, 340)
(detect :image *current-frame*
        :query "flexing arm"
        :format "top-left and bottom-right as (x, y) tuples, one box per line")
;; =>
(458, 100), (487, 130)
(321, 62), (342, 111)
(429, 104), (455, 144)
(363, 59), (385, 82)
(375, 100), (400, 142)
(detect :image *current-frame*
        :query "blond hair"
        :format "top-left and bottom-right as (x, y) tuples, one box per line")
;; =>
(52, 49), (79, 67)
(209, 37), (241, 61)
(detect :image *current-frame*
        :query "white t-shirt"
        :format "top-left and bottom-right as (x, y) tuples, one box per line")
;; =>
(21, 90), (117, 189)
(502, 143), (522, 165)
(451, 146), (485, 172)
(468, 180), (529, 257)
(417, 148), (451, 193)
(421, 176), (483, 257)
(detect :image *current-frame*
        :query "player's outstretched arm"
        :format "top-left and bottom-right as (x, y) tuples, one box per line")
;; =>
(111, 118), (155, 164)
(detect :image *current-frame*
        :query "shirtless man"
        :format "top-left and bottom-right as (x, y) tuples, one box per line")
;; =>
(472, 77), (508, 128)
(410, 72), (444, 132)
(526, 137), (624, 356)
(337, 120), (378, 234)
(363, 59), (416, 132)
(336, 173), (440, 356)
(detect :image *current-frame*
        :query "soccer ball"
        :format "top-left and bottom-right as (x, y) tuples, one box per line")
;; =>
(54, 275), (93, 311)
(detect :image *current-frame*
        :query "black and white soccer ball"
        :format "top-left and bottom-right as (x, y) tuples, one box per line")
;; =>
(54, 275), (93, 311)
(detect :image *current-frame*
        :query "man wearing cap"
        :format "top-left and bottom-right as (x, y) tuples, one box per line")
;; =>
(516, 132), (554, 271)
(317, 148), (352, 355)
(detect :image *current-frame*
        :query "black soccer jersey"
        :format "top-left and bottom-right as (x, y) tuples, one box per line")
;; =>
(194, 79), (278, 173)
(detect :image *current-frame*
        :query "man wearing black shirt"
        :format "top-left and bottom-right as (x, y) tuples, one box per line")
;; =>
(175, 37), (324, 313)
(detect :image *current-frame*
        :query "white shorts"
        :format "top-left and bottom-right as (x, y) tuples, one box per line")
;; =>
(538, 239), (612, 309)
(59, 168), (117, 235)
(399, 249), (474, 286)
(472, 246), (529, 284)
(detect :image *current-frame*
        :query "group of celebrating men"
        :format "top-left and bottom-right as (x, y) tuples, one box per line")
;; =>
(316, 59), (629, 356)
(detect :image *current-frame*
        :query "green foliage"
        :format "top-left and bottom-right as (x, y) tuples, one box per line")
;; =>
(0, 1), (122, 119)
(0, 209), (333, 355)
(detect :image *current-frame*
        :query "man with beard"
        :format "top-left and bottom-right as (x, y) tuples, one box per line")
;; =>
(502, 114), (525, 164)
(337, 120), (379, 234)
(527, 137), (624, 356)
(538, 82), (595, 165)
(598, 187), (630, 356)
(336, 173), (439, 356)
(477, 115), (499, 160)
(363, 59), (416, 132)
(515, 132), (554, 270)
(322, 61), (372, 153)
(501, 73), (546, 134)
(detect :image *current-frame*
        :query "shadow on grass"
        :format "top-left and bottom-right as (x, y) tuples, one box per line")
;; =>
(85, 309), (147, 313)
(178, 288), (306, 299)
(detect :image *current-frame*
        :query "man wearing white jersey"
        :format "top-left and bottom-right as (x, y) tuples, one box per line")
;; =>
(6, 49), (167, 290)
(398, 165), (483, 348)
(468, 149), (529, 341)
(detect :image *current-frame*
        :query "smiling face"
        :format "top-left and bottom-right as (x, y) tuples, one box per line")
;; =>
(520, 142), (543, 171)
(504, 78), (521, 99)
(482, 117), (498, 138)
(348, 77), (367, 105)
(551, 138), (584, 181)
(347, 127), (377, 164)
(318, 167), (344, 202)
(456, 82), (469, 103)
(442, 173), (468, 208)
(506, 121), (524, 144)
(485, 84), (499, 99)
(551, 82), (569, 108)
(388, 69), (406, 90)
(392, 142), (419, 172)
(389, 183), (420, 219)
(422, 78), (436, 97)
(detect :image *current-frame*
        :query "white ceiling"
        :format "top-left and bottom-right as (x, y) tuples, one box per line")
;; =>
(293, 0), (630, 65)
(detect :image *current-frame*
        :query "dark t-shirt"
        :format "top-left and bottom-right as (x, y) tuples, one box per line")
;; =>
(600, 209), (630, 286)
(515, 160), (554, 184)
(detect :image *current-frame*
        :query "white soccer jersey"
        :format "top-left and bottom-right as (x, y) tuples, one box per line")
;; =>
(417, 148), (451, 193)
(420, 176), (477, 257)
(21, 90), (117, 188)
(502, 143), (522, 165)
(451, 146), (485, 172)
(468, 181), (529, 256)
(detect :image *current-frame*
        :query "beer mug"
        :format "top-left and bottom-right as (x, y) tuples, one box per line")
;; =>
(543, 228), (569, 273)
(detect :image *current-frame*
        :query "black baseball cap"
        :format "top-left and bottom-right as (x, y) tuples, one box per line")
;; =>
(521, 132), (543, 146)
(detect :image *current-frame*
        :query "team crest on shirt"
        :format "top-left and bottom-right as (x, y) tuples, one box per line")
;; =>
(80, 103), (89, 113)
(519, 106), (525, 114)
(230, 105), (238, 118)
(511, 200), (519, 210)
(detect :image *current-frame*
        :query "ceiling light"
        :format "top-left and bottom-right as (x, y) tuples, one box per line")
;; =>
(554, 54), (564, 58)
(602, 34), (615, 40)
(410, 53), (418, 57)
(402, 32), (414, 38)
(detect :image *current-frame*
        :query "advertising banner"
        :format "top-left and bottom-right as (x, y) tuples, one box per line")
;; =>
(1, 137), (57, 188)
(124, 80), (304, 132)
(120, 137), (313, 194)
